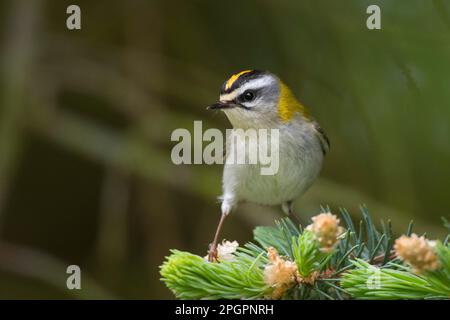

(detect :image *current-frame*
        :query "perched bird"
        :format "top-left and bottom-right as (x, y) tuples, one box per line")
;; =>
(206, 70), (329, 261)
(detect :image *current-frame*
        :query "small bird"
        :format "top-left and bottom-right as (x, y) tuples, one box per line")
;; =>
(206, 70), (329, 261)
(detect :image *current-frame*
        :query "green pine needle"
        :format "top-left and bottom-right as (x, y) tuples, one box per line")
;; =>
(341, 258), (450, 299)
(160, 249), (271, 300)
(292, 231), (325, 278)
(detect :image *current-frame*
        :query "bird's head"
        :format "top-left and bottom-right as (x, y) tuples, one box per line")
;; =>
(207, 70), (311, 129)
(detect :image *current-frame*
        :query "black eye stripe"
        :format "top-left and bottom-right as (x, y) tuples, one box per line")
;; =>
(237, 89), (261, 104)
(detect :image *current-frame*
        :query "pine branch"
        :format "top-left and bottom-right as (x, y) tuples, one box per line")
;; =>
(159, 207), (450, 300)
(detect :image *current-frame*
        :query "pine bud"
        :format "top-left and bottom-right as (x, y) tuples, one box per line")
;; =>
(306, 212), (344, 252)
(394, 234), (441, 274)
(264, 247), (297, 299)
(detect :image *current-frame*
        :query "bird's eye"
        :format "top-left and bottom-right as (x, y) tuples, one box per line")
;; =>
(241, 90), (255, 102)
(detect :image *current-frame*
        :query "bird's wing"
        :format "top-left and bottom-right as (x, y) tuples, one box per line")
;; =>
(313, 122), (330, 156)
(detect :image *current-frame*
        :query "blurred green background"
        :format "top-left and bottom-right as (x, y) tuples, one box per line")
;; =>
(0, 0), (449, 299)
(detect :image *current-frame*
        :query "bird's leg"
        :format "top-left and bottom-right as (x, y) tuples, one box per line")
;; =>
(208, 212), (228, 262)
(282, 201), (301, 226)
(288, 208), (301, 227)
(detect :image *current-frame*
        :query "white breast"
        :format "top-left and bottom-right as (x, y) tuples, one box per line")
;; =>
(220, 118), (324, 213)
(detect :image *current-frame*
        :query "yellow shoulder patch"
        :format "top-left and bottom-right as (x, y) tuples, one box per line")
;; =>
(225, 70), (253, 91)
(277, 82), (311, 123)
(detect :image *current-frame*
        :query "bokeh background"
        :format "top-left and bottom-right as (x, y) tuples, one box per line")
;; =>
(0, 0), (449, 299)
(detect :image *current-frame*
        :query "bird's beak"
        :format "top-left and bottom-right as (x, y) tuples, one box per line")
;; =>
(206, 101), (241, 110)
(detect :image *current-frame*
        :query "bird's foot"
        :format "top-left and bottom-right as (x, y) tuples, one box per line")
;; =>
(207, 243), (218, 262)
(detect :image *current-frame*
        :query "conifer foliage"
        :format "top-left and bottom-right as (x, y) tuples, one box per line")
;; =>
(160, 207), (450, 299)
